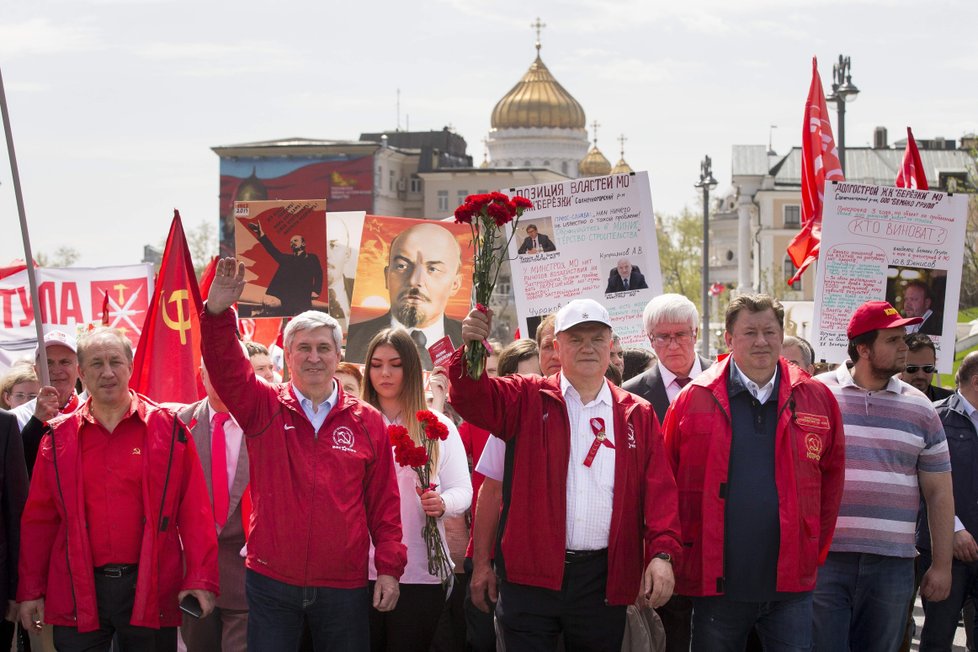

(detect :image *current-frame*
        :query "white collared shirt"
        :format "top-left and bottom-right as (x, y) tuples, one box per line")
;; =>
(292, 381), (337, 433)
(731, 360), (778, 404)
(562, 375), (616, 550)
(207, 403), (244, 493)
(661, 356), (704, 403)
(391, 316), (445, 348)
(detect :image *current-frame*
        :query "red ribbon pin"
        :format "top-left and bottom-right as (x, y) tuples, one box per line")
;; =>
(583, 417), (614, 467)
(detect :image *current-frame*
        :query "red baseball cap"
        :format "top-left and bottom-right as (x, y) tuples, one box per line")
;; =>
(847, 300), (922, 339)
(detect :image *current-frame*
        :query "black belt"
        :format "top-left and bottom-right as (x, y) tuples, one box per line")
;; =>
(94, 564), (137, 578)
(564, 549), (607, 564)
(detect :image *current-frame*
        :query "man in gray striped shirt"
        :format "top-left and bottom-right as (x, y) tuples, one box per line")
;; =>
(813, 300), (953, 652)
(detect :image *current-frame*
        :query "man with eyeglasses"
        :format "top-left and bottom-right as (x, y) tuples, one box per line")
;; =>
(900, 333), (952, 402)
(623, 293), (713, 651)
(624, 294), (712, 425)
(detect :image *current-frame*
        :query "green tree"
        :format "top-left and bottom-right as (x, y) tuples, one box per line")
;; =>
(656, 207), (703, 315)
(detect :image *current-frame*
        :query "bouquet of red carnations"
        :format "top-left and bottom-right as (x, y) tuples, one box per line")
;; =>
(453, 191), (534, 379)
(387, 410), (453, 586)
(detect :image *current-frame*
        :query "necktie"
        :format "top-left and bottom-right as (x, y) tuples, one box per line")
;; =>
(676, 376), (692, 388)
(623, 277), (630, 290)
(212, 412), (231, 528)
(410, 330), (427, 350)
(533, 239), (538, 250)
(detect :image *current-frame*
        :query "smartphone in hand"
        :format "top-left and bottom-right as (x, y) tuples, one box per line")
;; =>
(179, 594), (203, 619)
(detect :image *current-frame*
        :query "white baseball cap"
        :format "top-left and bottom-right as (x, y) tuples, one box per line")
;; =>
(35, 330), (78, 359)
(554, 299), (612, 334)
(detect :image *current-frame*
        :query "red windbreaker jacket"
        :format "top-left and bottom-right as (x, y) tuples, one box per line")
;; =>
(661, 357), (845, 596)
(201, 309), (406, 587)
(448, 348), (682, 606)
(17, 394), (219, 632)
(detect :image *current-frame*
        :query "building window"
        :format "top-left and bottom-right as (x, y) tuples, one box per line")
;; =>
(784, 205), (801, 227)
(561, 161), (569, 175)
(523, 160), (532, 167)
(389, 170), (395, 192)
(457, 190), (468, 206)
(437, 191), (449, 212)
(543, 160), (551, 167)
(784, 255), (801, 289)
(410, 177), (422, 193)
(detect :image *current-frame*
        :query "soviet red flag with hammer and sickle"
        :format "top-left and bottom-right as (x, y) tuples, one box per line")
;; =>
(130, 210), (205, 403)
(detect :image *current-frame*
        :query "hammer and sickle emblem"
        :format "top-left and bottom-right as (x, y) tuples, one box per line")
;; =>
(161, 289), (192, 345)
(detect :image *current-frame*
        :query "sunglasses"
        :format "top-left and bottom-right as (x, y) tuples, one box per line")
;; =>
(905, 365), (936, 374)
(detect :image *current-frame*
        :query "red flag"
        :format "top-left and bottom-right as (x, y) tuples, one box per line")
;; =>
(100, 292), (110, 326)
(787, 57), (845, 286)
(198, 255), (218, 298)
(130, 210), (204, 403)
(895, 127), (928, 190)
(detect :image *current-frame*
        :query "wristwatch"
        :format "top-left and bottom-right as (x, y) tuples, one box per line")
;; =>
(653, 552), (672, 564)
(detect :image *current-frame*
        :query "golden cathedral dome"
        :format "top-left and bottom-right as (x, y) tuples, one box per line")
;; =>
(579, 143), (612, 177)
(491, 44), (586, 130)
(611, 158), (634, 174)
(611, 134), (633, 174)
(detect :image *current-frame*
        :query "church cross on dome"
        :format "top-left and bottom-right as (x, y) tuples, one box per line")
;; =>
(531, 17), (547, 53)
(590, 120), (602, 146)
(618, 133), (627, 159)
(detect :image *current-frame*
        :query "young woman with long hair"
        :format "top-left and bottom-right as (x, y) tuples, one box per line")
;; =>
(362, 329), (472, 651)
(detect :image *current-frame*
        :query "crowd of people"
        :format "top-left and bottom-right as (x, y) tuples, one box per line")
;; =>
(0, 254), (971, 652)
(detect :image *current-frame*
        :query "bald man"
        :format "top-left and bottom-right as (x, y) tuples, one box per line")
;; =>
(345, 222), (464, 369)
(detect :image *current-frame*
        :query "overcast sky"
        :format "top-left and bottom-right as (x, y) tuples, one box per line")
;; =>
(1, 0), (976, 267)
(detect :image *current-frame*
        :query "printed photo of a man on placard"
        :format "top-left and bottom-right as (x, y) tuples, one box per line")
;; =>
(234, 200), (328, 318)
(605, 258), (648, 294)
(516, 220), (557, 255)
(344, 216), (473, 369)
(887, 268), (946, 338)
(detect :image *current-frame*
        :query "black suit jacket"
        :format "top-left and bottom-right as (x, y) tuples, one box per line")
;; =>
(622, 355), (714, 424)
(917, 312), (943, 337)
(518, 233), (556, 254)
(0, 411), (28, 605)
(605, 269), (648, 294)
(344, 312), (463, 370)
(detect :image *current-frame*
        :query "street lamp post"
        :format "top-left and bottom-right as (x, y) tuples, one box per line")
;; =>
(825, 54), (859, 175)
(695, 156), (718, 358)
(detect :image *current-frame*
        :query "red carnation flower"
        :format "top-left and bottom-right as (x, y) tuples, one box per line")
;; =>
(454, 204), (475, 224)
(486, 202), (511, 226)
(465, 194), (491, 209)
(513, 195), (533, 210)
(387, 424), (409, 447)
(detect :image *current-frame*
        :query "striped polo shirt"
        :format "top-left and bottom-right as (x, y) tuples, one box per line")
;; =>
(817, 363), (950, 558)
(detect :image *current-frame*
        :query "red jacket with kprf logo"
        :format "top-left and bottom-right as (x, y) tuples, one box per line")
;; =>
(201, 308), (406, 587)
(448, 347), (682, 606)
(661, 357), (845, 596)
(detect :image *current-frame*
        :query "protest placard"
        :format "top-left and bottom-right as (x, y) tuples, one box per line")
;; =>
(234, 199), (327, 318)
(0, 264), (154, 369)
(343, 215), (474, 369)
(812, 182), (968, 371)
(506, 171), (662, 346)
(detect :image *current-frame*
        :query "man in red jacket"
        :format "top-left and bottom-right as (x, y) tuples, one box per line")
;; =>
(202, 258), (406, 652)
(661, 294), (845, 652)
(450, 299), (681, 652)
(17, 326), (219, 651)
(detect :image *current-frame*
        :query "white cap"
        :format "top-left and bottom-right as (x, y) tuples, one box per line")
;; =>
(35, 330), (78, 359)
(554, 299), (612, 334)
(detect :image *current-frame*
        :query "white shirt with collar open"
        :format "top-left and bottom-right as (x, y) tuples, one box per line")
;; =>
(731, 360), (778, 404)
(563, 376), (616, 551)
(292, 380), (338, 434)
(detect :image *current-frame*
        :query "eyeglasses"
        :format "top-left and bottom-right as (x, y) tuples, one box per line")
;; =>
(651, 332), (695, 347)
(8, 393), (37, 401)
(905, 365), (936, 374)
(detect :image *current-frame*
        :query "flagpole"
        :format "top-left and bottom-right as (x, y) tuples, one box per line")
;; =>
(0, 65), (49, 384)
